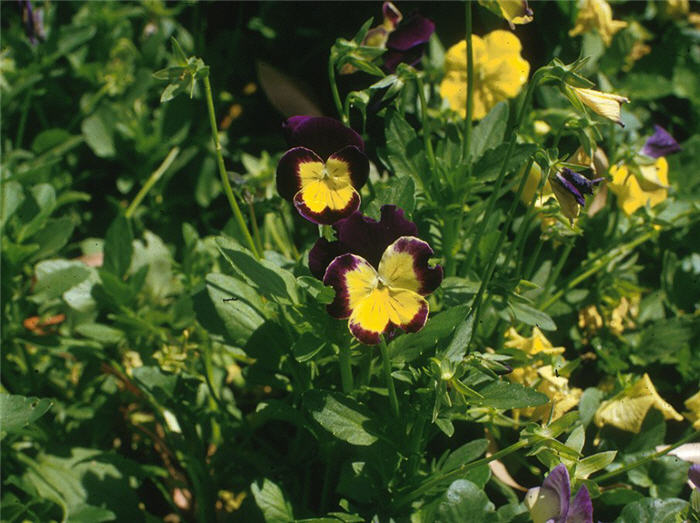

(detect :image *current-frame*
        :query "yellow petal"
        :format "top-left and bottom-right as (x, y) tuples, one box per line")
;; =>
(573, 87), (629, 126)
(608, 161), (669, 216)
(504, 327), (565, 356)
(594, 373), (683, 433)
(569, 0), (627, 46)
(684, 390), (700, 430)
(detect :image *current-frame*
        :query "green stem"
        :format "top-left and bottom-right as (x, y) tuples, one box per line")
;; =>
(203, 75), (260, 258)
(461, 70), (543, 276)
(462, 0), (474, 167)
(379, 337), (399, 417)
(328, 55), (347, 124)
(416, 76), (437, 176)
(125, 147), (180, 219)
(247, 199), (264, 255)
(537, 238), (575, 307)
(594, 430), (699, 484)
(394, 439), (529, 509)
(338, 344), (354, 394)
(540, 230), (656, 311)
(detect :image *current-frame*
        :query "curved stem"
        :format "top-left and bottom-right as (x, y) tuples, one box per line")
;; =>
(126, 147), (180, 219)
(379, 337), (399, 417)
(203, 75), (260, 258)
(462, 0), (474, 167)
(338, 343), (354, 394)
(328, 55), (347, 124)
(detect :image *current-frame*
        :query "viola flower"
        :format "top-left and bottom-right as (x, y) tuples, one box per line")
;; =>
(441, 30), (530, 120)
(478, 0), (534, 29)
(19, 0), (46, 45)
(690, 464), (700, 490)
(525, 464), (593, 523)
(309, 204), (418, 279)
(571, 87), (629, 127)
(277, 116), (369, 225)
(504, 327), (565, 356)
(594, 373), (683, 433)
(548, 168), (604, 223)
(569, 0), (627, 47)
(323, 236), (442, 345)
(641, 125), (682, 159)
(608, 157), (669, 216)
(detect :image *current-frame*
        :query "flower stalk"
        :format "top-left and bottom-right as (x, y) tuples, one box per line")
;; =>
(379, 336), (399, 417)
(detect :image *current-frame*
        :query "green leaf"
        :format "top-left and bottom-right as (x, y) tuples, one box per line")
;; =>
(578, 387), (603, 427)
(365, 176), (416, 220)
(130, 231), (179, 301)
(441, 439), (489, 473)
(506, 301), (557, 331)
(575, 451), (617, 479)
(251, 479), (294, 523)
(75, 324), (124, 345)
(616, 498), (687, 523)
(474, 381), (549, 409)
(470, 102), (508, 162)
(82, 109), (116, 158)
(103, 214), (133, 279)
(436, 480), (495, 523)
(0, 394), (52, 435)
(15, 184), (56, 243)
(383, 109), (428, 189)
(303, 390), (378, 446)
(29, 217), (75, 262)
(473, 143), (537, 183)
(30, 260), (91, 304)
(291, 333), (327, 363)
(217, 237), (299, 305)
(297, 276), (335, 304)
(1, 180), (24, 228)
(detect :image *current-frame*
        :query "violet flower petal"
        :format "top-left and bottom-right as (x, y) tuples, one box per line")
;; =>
(642, 125), (681, 158)
(386, 14), (435, 51)
(554, 172), (585, 206)
(689, 464), (700, 490)
(282, 116), (364, 160)
(541, 464), (571, 522)
(566, 485), (593, 523)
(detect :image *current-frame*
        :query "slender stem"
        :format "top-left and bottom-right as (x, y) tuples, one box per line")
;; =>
(461, 70), (542, 276)
(338, 344), (354, 394)
(125, 147), (180, 219)
(328, 55), (347, 124)
(537, 238), (575, 307)
(540, 230), (656, 310)
(394, 439), (529, 508)
(379, 337), (399, 417)
(247, 199), (264, 255)
(462, 0), (474, 167)
(416, 76), (437, 176)
(594, 430), (699, 484)
(203, 75), (260, 258)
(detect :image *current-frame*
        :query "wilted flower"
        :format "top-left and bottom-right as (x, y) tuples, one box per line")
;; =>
(478, 0), (534, 29)
(608, 157), (669, 216)
(594, 373), (683, 433)
(323, 235), (442, 345)
(309, 205), (418, 279)
(277, 116), (369, 224)
(549, 168), (603, 223)
(525, 464), (593, 523)
(641, 125), (682, 159)
(569, 0), (627, 46)
(684, 390), (700, 430)
(504, 327), (565, 356)
(571, 87), (629, 127)
(441, 30), (530, 120)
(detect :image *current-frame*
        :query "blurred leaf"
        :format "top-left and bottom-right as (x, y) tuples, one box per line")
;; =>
(505, 301), (557, 331)
(29, 260), (91, 304)
(383, 109), (428, 189)
(75, 323), (124, 344)
(130, 231), (179, 301)
(616, 498), (687, 523)
(473, 143), (537, 183)
(297, 276), (335, 304)
(256, 61), (322, 117)
(365, 176), (416, 220)
(103, 214), (133, 279)
(251, 479), (294, 523)
(470, 102), (508, 162)
(0, 394), (52, 435)
(1, 180), (24, 228)
(15, 184), (56, 243)
(579, 387), (604, 427)
(303, 390), (378, 446)
(436, 479), (495, 523)
(29, 217), (75, 262)
(82, 109), (116, 158)
(474, 381), (549, 409)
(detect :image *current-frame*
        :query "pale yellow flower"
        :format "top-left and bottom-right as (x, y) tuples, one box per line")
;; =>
(569, 0), (628, 46)
(664, 0), (689, 19)
(533, 120), (552, 136)
(441, 31), (530, 120)
(478, 0), (533, 28)
(504, 326), (565, 356)
(572, 87), (629, 127)
(532, 366), (583, 421)
(608, 295), (639, 335)
(608, 157), (669, 216)
(578, 305), (603, 336)
(684, 390), (700, 430)
(594, 373), (683, 433)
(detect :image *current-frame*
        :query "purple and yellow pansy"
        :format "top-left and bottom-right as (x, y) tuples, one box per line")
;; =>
(549, 167), (603, 222)
(276, 116), (369, 225)
(323, 232), (442, 346)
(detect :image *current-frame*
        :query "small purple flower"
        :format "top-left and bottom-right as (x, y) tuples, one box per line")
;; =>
(525, 464), (593, 523)
(18, 0), (46, 45)
(690, 464), (700, 491)
(549, 168), (604, 222)
(641, 125), (681, 159)
(383, 12), (435, 72)
(308, 204), (419, 279)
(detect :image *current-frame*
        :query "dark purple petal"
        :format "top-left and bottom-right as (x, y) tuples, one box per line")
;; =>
(384, 45), (428, 72)
(282, 116), (364, 160)
(348, 320), (384, 345)
(309, 237), (348, 279)
(329, 145), (369, 191)
(690, 464), (700, 490)
(386, 14), (435, 51)
(561, 168), (603, 196)
(276, 147), (324, 201)
(293, 187), (361, 225)
(553, 173), (585, 206)
(642, 125), (681, 158)
(541, 464), (571, 522)
(323, 254), (374, 319)
(566, 485), (593, 523)
(379, 236), (443, 296)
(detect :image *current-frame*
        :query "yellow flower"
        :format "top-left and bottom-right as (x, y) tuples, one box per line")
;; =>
(608, 295), (639, 335)
(533, 120), (551, 136)
(478, 0), (533, 28)
(578, 305), (603, 336)
(441, 31), (530, 120)
(684, 391), (700, 430)
(572, 87), (629, 127)
(532, 366), (583, 422)
(608, 157), (669, 216)
(504, 326), (565, 356)
(664, 0), (689, 18)
(594, 373), (683, 433)
(569, 0), (628, 46)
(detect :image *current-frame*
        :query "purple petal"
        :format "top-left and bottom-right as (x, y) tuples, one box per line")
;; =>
(282, 116), (364, 160)
(383, 45), (427, 73)
(379, 236), (443, 296)
(386, 14), (435, 51)
(276, 147), (324, 201)
(293, 186), (360, 225)
(309, 237), (349, 279)
(566, 485), (593, 523)
(560, 168), (603, 197)
(323, 254), (374, 319)
(642, 125), (681, 158)
(541, 464), (571, 521)
(690, 464), (700, 490)
(553, 172), (585, 206)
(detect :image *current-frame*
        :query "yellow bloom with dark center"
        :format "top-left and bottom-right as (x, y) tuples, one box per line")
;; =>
(594, 373), (683, 433)
(324, 236), (442, 345)
(608, 157), (669, 216)
(440, 30), (530, 120)
(572, 87), (629, 127)
(569, 0), (627, 46)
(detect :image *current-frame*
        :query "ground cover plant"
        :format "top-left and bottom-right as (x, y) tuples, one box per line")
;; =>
(2, 1), (700, 521)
